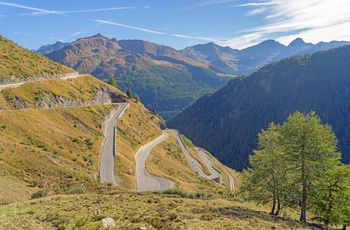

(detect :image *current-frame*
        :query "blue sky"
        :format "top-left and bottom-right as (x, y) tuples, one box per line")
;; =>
(1, 0), (350, 50)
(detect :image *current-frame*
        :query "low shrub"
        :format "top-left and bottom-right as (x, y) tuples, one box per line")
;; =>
(31, 189), (48, 199)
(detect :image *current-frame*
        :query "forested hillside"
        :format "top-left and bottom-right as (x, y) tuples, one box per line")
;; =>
(168, 45), (350, 171)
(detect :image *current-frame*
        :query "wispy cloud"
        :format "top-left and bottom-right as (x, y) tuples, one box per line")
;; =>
(231, 2), (281, 7)
(171, 34), (220, 43)
(93, 20), (166, 35)
(0, 1), (57, 15)
(0, 1), (134, 16)
(224, 0), (350, 49)
(22, 7), (135, 16)
(185, 0), (237, 9)
(62, 20), (111, 41)
(93, 19), (221, 43)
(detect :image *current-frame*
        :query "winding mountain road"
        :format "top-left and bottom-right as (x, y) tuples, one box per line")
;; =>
(135, 131), (174, 192)
(100, 103), (129, 186)
(221, 164), (235, 191)
(194, 147), (221, 181)
(167, 129), (214, 178)
(0, 71), (81, 91)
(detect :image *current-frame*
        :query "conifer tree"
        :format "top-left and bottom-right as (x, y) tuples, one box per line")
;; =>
(279, 111), (340, 222)
(108, 77), (117, 88)
(126, 88), (132, 98)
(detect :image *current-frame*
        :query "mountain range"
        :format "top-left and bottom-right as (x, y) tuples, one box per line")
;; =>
(38, 35), (350, 120)
(44, 34), (232, 120)
(168, 45), (350, 171)
(39, 36), (350, 76)
(181, 38), (350, 75)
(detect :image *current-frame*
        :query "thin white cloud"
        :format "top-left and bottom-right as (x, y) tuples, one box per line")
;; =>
(0, 2), (133, 16)
(231, 2), (280, 7)
(171, 34), (220, 43)
(224, 0), (350, 49)
(62, 20), (111, 41)
(0, 1), (58, 15)
(93, 20), (166, 35)
(22, 7), (134, 16)
(93, 19), (221, 43)
(246, 8), (266, 16)
(185, 0), (237, 9)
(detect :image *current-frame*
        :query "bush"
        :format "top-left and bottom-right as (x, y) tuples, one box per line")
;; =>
(31, 189), (48, 199)
(65, 185), (86, 195)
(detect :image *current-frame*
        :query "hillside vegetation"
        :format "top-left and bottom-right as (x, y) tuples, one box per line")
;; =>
(0, 35), (72, 80)
(168, 45), (350, 171)
(0, 192), (323, 230)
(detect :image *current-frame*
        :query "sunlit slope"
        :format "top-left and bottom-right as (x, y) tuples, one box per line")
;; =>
(0, 35), (73, 80)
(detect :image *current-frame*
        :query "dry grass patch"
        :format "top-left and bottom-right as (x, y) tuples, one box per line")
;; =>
(0, 192), (323, 230)
(0, 35), (73, 79)
(0, 105), (116, 200)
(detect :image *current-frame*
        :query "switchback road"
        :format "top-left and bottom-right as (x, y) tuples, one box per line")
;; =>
(100, 103), (129, 186)
(195, 147), (221, 181)
(167, 129), (210, 178)
(135, 131), (174, 192)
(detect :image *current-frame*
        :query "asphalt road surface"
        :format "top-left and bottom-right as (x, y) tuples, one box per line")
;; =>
(135, 131), (174, 192)
(100, 103), (129, 186)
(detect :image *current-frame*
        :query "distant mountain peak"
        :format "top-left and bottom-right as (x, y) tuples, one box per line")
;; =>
(288, 37), (308, 47)
(91, 33), (105, 38)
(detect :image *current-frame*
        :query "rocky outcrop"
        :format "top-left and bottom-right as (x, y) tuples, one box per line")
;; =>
(8, 85), (126, 110)
(0, 72), (79, 85)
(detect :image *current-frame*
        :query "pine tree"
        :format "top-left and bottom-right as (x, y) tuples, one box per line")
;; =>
(279, 111), (340, 222)
(126, 88), (132, 98)
(310, 164), (350, 227)
(241, 122), (287, 215)
(108, 77), (117, 88)
(134, 94), (140, 103)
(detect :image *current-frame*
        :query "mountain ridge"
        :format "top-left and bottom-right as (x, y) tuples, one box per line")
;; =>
(44, 34), (232, 120)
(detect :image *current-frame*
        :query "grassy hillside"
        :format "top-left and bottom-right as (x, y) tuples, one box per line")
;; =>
(0, 35), (73, 79)
(0, 105), (115, 203)
(0, 192), (322, 230)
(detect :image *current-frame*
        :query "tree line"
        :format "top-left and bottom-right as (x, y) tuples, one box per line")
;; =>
(241, 111), (350, 228)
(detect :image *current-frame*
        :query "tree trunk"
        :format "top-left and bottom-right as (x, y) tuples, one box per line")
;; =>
(275, 197), (281, 216)
(270, 192), (276, 215)
(300, 145), (307, 222)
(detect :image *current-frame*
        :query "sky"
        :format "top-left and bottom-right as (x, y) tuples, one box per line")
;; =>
(1, 0), (350, 50)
